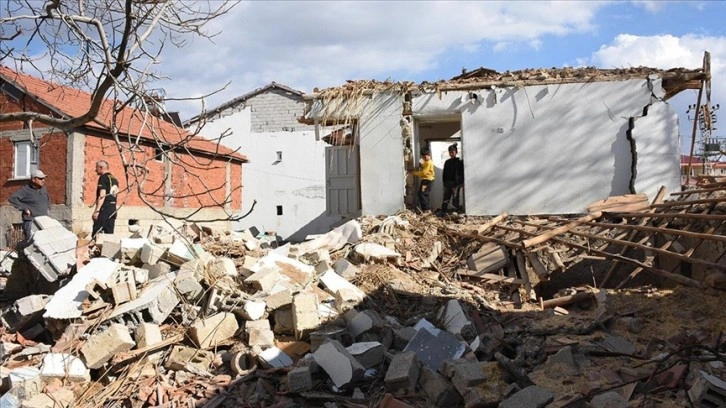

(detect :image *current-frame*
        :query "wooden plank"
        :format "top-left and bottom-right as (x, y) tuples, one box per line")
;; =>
(516, 251), (537, 301)
(458, 272), (523, 285)
(583, 220), (726, 243)
(525, 252), (550, 279)
(586, 194), (650, 213)
(607, 212), (726, 221)
(521, 212), (602, 248)
(651, 197), (726, 208)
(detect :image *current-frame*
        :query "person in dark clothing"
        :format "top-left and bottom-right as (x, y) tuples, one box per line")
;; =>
(440, 143), (464, 213)
(8, 169), (50, 242)
(92, 160), (119, 237)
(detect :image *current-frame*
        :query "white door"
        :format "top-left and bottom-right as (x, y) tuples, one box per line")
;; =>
(325, 145), (361, 217)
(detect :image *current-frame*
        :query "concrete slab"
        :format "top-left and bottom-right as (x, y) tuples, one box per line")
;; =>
(43, 258), (118, 319)
(104, 272), (179, 324)
(80, 324), (135, 369)
(39, 353), (90, 383)
(24, 216), (77, 282)
(313, 340), (365, 388)
(403, 327), (466, 372)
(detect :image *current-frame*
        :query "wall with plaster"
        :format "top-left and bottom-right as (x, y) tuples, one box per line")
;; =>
(356, 77), (681, 215)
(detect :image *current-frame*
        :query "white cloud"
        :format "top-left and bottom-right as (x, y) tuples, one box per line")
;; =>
(631, 0), (665, 13)
(155, 1), (610, 119)
(590, 34), (726, 151)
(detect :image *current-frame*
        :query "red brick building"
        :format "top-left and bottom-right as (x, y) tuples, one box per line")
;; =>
(0, 66), (247, 247)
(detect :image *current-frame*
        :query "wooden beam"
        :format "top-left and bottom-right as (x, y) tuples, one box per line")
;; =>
(521, 212), (602, 248)
(581, 221), (726, 243)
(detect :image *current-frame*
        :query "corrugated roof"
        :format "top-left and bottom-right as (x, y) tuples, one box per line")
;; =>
(0, 66), (247, 162)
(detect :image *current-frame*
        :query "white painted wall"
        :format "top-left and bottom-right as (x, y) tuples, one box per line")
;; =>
(356, 78), (681, 215)
(195, 92), (340, 241)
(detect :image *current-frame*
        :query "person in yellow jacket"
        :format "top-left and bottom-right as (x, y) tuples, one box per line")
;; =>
(408, 148), (435, 212)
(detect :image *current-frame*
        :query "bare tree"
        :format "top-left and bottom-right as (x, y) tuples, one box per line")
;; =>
(1, 0), (249, 229)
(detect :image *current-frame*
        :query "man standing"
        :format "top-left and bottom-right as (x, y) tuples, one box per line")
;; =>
(440, 143), (464, 213)
(8, 169), (50, 242)
(409, 148), (435, 213)
(92, 160), (119, 237)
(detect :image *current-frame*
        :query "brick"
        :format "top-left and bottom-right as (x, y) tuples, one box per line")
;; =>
(210, 257), (238, 278)
(247, 326), (275, 348)
(264, 282), (294, 310)
(689, 371), (726, 407)
(174, 267), (204, 301)
(499, 385), (554, 408)
(119, 238), (146, 264)
(188, 312), (239, 349)
(292, 292), (319, 340)
(240, 255), (259, 277)
(100, 234), (122, 259)
(384, 351), (421, 394)
(245, 267), (283, 292)
(103, 272), (179, 324)
(348, 310), (384, 338)
(273, 308), (294, 334)
(258, 346), (293, 368)
(309, 327), (351, 352)
(242, 299), (267, 321)
(346, 341), (384, 369)
(107, 267), (137, 304)
(142, 261), (171, 280)
(80, 324), (135, 369)
(8, 366), (42, 400)
(437, 299), (475, 340)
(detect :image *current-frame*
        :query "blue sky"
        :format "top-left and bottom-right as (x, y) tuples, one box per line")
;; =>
(147, 1), (725, 154)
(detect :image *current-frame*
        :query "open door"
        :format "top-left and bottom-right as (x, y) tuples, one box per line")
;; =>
(325, 145), (361, 217)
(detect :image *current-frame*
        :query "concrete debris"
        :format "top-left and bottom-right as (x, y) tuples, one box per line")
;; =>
(3, 197), (726, 407)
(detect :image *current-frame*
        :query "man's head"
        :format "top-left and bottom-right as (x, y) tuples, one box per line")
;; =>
(95, 160), (109, 175)
(448, 143), (458, 158)
(30, 169), (46, 187)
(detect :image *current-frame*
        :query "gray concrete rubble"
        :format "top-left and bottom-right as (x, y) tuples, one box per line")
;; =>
(1, 210), (725, 408)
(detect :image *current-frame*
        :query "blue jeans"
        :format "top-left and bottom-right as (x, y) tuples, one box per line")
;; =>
(22, 219), (33, 242)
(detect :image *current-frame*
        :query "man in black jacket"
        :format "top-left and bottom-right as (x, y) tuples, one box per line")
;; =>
(92, 160), (119, 237)
(440, 143), (464, 213)
(8, 169), (50, 242)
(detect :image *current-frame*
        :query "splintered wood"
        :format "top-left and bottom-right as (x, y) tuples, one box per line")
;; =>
(450, 187), (726, 301)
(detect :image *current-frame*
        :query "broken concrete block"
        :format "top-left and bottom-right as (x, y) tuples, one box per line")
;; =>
(313, 340), (365, 388)
(8, 367), (42, 400)
(0, 294), (50, 332)
(353, 242), (401, 263)
(24, 216), (78, 282)
(403, 327), (466, 372)
(119, 238), (147, 264)
(80, 324), (135, 369)
(104, 272), (179, 324)
(44, 258), (118, 320)
(418, 366), (462, 407)
(164, 240), (194, 266)
(319, 269), (366, 303)
(437, 299), (476, 341)
(292, 292), (320, 340)
(346, 341), (384, 369)
(288, 366), (313, 393)
(348, 310), (385, 339)
(333, 258), (360, 280)
(499, 385), (554, 408)
(140, 242), (166, 265)
(107, 267), (138, 304)
(393, 326), (417, 350)
(451, 361), (486, 396)
(258, 346), (293, 368)
(464, 243), (508, 275)
(39, 353), (90, 383)
(265, 284), (293, 310)
(188, 312), (239, 349)
(244, 238), (259, 251)
(135, 323), (163, 363)
(273, 308), (294, 334)
(310, 327), (352, 352)
(245, 267), (283, 292)
(142, 261), (171, 280)
(165, 346), (214, 372)
(590, 391), (628, 408)
(689, 370), (726, 408)
(335, 287), (365, 313)
(100, 234), (122, 260)
(298, 219), (362, 254)
(242, 299), (267, 321)
(210, 257), (238, 278)
(174, 267), (204, 301)
(247, 324), (275, 348)
(384, 351), (421, 394)
(240, 255), (259, 277)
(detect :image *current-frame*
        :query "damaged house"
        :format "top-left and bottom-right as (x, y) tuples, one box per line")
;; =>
(0, 66), (248, 248)
(304, 65), (707, 217)
(185, 82), (341, 241)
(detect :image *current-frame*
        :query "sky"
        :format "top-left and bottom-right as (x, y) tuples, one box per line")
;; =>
(145, 0), (725, 155)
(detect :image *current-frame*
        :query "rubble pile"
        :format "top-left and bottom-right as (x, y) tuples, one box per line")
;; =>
(2, 182), (726, 407)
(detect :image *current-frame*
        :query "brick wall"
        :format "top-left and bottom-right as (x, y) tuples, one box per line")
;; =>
(82, 135), (242, 210)
(247, 90), (314, 133)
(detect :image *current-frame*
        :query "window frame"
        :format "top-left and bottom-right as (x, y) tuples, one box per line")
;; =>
(13, 140), (39, 179)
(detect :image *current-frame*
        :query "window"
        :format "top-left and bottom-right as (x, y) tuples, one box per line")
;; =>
(14, 141), (38, 178)
(154, 146), (166, 163)
(276, 151), (282, 161)
(276, 205), (283, 216)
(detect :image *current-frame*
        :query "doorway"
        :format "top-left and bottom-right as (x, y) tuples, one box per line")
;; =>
(415, 117), (463, 212)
